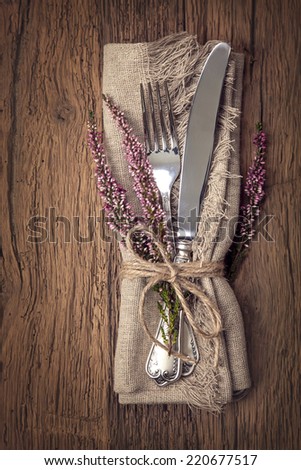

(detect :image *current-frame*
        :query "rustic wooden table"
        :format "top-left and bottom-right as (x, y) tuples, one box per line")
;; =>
(1, 0), (300, 450)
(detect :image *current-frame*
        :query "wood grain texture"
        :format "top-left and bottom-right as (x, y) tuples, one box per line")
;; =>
(1, 0), (300, 450)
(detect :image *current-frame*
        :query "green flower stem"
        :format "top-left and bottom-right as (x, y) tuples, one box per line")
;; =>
(154, 282), (181, 354)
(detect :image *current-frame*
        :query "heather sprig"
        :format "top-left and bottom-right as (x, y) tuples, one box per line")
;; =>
(90, 99), (179, 352)
(88, 117), (156, 260)
(239, 122), (267, 248)
(103, 97), (181, 350)
(87, 118), (136, 237)
(103, 95), (169, 248)
(227, 122), (267, 281)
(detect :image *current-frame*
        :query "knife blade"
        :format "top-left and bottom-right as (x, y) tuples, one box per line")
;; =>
(177, 42), (231, 249)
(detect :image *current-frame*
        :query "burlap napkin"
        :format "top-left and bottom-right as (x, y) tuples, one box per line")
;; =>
(102, 32), (251, 411)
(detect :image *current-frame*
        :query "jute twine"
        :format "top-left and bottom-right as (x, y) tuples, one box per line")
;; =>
(120, 226), (225, 365)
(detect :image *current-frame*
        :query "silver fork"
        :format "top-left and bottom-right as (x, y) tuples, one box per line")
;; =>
(140, 82), (199, 386)
(141, 82), (179, 250)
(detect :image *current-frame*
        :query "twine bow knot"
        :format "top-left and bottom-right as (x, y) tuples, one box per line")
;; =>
(120, 226), (224, 364)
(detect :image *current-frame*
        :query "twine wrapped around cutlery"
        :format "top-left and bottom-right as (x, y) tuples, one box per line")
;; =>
(102, 32), (251, 411)
(121, 226), (224, 365)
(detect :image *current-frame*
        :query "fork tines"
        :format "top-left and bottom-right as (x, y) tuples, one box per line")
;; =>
(140, 82), (178, 154)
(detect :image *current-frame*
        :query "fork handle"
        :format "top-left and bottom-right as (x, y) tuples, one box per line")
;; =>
(145, 307), (183, 386)
(174, 239), (200, 376)
(145, 191), (180, 386)
(161, 192), (176, 253)
(145, 193), (179, 386)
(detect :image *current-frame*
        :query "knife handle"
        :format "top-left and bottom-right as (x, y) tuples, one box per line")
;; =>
(174, 239), (193, 263)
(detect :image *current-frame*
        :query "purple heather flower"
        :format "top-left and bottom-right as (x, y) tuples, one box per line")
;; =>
(103, 96), (171, 252)
(88, 116), (164, 261)
(87, 120), (136, 237)
(239, 123), (267, 247)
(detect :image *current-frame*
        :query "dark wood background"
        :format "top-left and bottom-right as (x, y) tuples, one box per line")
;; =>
(1, 0), (300, 450)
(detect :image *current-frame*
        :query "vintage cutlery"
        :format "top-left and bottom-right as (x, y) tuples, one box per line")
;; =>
(141, 41), (231, 384)
(140, 82), (199, 386)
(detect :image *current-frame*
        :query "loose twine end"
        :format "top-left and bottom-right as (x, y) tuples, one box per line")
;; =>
(120, 226), (225, 367)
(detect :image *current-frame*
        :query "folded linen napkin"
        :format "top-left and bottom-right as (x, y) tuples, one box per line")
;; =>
(102, 32), (251, 411)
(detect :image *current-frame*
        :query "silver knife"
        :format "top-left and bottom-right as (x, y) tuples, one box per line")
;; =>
(175, 42), (231, 375)
(178, 42), (231, 243)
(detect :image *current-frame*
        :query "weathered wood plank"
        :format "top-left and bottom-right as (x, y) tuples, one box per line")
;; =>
(234, 0), (301, 449)
(1, 0), (300, 450)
